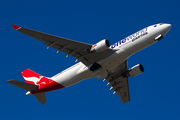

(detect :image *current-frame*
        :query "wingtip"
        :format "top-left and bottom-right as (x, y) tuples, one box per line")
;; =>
(6, 80), (14, 83)
(12, 24), (21, 30)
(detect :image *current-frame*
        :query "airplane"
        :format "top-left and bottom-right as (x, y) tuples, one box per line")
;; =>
(7, 23), (171, 105)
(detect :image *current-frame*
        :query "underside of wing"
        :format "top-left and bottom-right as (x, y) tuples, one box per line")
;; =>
(105, 60), (130, 103)
(13, 25), (115, 66)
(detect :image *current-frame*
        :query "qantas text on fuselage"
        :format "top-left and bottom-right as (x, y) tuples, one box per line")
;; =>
(7, 23), (171, 105)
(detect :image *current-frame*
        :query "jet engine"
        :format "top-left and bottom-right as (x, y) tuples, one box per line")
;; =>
(128, 64), (144, 77)
(90, 39), (110, 52)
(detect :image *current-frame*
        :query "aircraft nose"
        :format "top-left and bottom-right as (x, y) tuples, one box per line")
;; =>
(162, 23), (171, 36)
(166, 24), (172, 31)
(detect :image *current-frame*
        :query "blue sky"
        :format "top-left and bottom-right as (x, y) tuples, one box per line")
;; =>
(1, 0), (180, 119)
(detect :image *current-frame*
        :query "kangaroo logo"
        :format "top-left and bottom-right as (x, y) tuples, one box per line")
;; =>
(23, 76), (43, 85)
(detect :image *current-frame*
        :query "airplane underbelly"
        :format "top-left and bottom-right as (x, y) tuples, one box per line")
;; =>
(53, 64), (84, 87)
(99, 48), (130, 70)
(61, 48), (131, 84)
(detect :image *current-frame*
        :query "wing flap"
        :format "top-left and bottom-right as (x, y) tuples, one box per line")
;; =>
(14, 25), (115, 66)
(107, 76), (130, 103)
(16, 27), (91, 56)
(106, 60), (130, 103)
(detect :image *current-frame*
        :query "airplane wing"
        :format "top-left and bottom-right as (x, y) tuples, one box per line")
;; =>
(105, 60), (130, 103)
(12, 25), (115, 66)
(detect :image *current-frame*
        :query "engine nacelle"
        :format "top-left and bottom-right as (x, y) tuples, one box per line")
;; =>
(90, 39), (110, 52)
(128, 64), (144, 77)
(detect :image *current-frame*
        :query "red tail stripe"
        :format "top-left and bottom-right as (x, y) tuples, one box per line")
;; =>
(21, 69), (65, 93)
(21, 69), (42, 78)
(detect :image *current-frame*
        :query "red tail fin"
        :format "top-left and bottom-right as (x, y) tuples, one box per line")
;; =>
(21, 69), (45, 85)
(21, 69), (65, 94)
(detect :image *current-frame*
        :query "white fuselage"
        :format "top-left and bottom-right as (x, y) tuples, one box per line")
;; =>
(51, 23), (171, 87)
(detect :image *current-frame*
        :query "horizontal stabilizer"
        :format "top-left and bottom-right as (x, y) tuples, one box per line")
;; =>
(7, 80), (39, 91)
(34, 92), (47, 105)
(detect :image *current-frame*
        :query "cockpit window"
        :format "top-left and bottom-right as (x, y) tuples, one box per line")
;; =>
(160, 23), (164, 25)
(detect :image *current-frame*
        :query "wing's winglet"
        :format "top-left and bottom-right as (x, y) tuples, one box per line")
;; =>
(12, 24), (21, 30)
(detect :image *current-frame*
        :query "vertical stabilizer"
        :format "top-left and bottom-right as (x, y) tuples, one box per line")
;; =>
(21, 69), (46, 85)
(7, 69), (64, 105)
